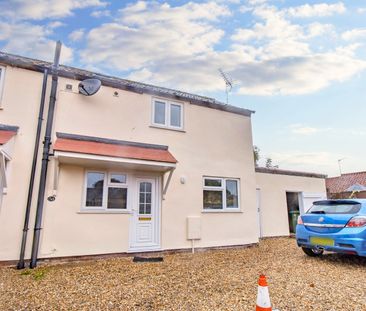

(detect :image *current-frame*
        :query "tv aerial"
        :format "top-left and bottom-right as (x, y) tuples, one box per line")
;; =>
(78, 78), (102, 96)
(218, 68), (233, 105)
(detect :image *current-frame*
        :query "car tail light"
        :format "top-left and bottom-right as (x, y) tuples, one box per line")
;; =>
(297, 216), (303, 225)
(346, 216), (366, 228)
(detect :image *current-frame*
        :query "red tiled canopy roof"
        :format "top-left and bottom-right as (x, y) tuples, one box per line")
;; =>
(53, 133), (177, 164)
(326, 172), (366, 193)
(0, 131), (16, 145)
(0, 124), (18, 145)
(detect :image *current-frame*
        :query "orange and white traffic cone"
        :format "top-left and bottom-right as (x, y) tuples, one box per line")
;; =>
(256, 274), (272, 311)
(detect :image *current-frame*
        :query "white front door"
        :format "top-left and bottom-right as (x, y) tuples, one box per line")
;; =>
(129, 178), (160, 251)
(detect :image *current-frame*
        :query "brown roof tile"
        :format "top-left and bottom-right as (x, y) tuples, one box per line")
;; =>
(0, 131), (17, 145)
(53, 135), (177, 164)
(326, 172), (366, 193)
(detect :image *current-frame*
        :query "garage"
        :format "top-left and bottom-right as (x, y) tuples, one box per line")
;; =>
(255, 167), (327, 237)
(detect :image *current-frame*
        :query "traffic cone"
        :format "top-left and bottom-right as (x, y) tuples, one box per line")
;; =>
(256, 274), (272, 311)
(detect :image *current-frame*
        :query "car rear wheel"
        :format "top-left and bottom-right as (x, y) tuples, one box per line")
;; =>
(302, 247), (324, 257)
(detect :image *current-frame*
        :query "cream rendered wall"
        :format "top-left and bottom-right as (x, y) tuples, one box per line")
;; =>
(40, 165), (132, 257)
(255, 172), (326, 237)
(40, 79), (258, 258)
(0, 66), (50, 261)
(0, 68), (258, 260)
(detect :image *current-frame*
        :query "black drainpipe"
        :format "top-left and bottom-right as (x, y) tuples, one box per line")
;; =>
(29, 41), (62, 269)
(16, 69), (49, 269)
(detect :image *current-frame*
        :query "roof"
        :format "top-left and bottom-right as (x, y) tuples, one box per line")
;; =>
(255, 167), (327, 179)
(53, 133), (177, 164)
(0, 124), (18, 145)
(0, 51), (254, 117)
(326, 171), (366, 193)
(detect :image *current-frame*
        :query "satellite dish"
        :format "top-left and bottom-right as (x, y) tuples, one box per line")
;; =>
(78, 78), (101, 96)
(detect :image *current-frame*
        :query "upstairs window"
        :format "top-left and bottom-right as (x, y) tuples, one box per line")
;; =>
(203, 177), (240, 211)
(0, 66), (5, 106)
(152, 98), (183, 130)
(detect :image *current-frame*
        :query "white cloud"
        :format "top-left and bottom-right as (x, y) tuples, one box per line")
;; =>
(267, 151), (340, 174)
(48, 21), (65, 28)
(229, 5), (365, 95)
(306, 22), (334, 38)
(248, 0), (267, 5)
(231, 7), (303, 43)
(81, 1), (230, 72)
(0, 0), (106, 20)
(77, 1), (366, 96)
(120, 1), (230, 24)
(287, 2), (346, 18)
(357, 8), (366, 14)
(289, 124), (331, 135)
(342, 28), (366, 41)
(216, 0), (241, 3)
(90, 10), (111, 18)
(234, 52), (365, 95)
(68, 28), (85, 42)
(0, 22), (73, 63)
(239, 6), (253, 13)
(264, 150), (366, 177)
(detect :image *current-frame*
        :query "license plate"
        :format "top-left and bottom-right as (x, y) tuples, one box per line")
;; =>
(310, 237), (334, 246)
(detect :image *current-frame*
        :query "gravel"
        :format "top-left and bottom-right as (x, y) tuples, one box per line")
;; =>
(0, 237), (365, 310)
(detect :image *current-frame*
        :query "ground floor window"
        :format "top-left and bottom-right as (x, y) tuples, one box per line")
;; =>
(0, 152), (9, 191)
(84, 171), (128, 211)
(203, 177), (240, 211)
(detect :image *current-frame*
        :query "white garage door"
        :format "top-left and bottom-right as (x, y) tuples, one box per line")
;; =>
(299, 192), (327, 214)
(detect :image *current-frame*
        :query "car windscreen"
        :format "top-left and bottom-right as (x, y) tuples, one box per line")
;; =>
(307, 202), (361, 214)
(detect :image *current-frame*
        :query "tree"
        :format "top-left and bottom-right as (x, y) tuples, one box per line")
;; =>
(265, 157), (279, 169)
(253, 145), (260, 167)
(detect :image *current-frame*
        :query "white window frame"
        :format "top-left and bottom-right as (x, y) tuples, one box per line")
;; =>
(151, 98), (184, 130)
(0, 151), (10, 194)
(202, 176), (241, 212)
(0, 65), (6, 107)
(0, 152), (7, 191)
(82, 170), (129, 212)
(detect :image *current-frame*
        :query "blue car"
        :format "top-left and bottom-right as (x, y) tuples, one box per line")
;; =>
(296, 199), (366, 257)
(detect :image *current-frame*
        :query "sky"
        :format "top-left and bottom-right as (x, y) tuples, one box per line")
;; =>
(0, 0), (366, 177)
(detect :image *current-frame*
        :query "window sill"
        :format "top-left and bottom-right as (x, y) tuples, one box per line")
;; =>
(78, 209), (132, 214)
(150, 125), (186, 133)
(202, 209), (242, 214)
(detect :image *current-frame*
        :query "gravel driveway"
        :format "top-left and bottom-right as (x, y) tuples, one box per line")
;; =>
(1, 237), (365, 310)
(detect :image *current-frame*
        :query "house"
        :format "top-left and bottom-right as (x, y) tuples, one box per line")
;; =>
(0, 51), (259, 265)
(326, 172), (366, 199)
(0, 50), (327, 266)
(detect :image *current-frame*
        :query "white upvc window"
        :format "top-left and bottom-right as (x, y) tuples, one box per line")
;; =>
(0, 65), (5, 107)
(152, 98), (184, 130)
(0, 151), (7, 194)
(203, 177), (240, 211)
(0, 151), (10, 192)
(83, 171), (129, 211)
